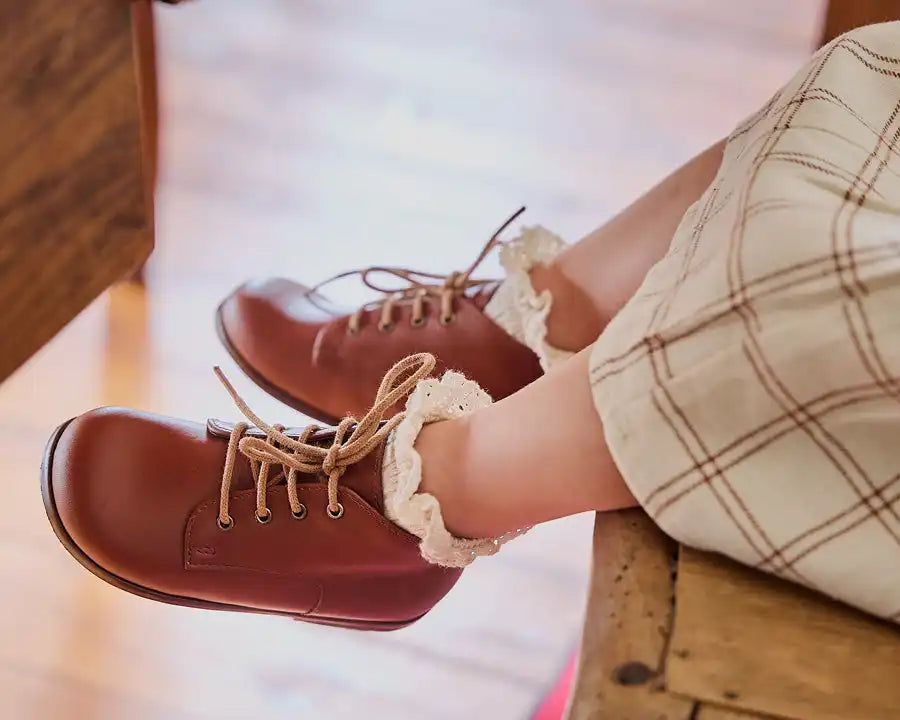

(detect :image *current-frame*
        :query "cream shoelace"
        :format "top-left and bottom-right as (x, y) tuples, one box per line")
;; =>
(213, 353), (436, 530)
(309, 207), (526, 334)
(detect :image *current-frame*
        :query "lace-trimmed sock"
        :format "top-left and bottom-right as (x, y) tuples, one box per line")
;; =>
(382, 371), (529, 568)
(484, 226), (574, 371)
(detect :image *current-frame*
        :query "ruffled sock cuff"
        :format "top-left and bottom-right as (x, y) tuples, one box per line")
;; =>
(483, 226), (574, 371)
(382, 371), (529, 567)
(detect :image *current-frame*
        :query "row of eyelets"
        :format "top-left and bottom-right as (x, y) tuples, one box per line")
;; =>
(338, 207), (527, 339)
(216, 502), (342, 530)
(214, 354), (437, 536)
(354, 313), (455, 334)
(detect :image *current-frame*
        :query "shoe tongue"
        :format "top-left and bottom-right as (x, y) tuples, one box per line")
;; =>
(467, 281), (500, 310)
(206, 418), (326, 445)
(206, 419), (385, 511)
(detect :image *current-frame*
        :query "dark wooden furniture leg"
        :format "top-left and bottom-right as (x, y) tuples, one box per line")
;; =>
(0, 0), (152, 384)
(129, 0), (158, 284)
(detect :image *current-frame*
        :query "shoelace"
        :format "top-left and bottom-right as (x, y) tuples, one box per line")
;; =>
(310, 207), (526, 334)
(213, 352), (437, 530)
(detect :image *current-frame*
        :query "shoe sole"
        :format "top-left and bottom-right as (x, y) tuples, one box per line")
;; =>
(40, 418), (420, 631)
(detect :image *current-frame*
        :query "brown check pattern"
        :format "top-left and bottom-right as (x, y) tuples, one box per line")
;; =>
(589, 22), (900, 622)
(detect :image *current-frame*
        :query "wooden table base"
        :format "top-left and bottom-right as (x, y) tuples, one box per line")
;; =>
(0, 0), (153, 382)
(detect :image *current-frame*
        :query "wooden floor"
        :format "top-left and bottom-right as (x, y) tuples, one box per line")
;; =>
(1, 1), (822, 718)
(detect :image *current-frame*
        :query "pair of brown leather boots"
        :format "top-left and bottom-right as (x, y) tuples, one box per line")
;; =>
(42, 214), (562, 629)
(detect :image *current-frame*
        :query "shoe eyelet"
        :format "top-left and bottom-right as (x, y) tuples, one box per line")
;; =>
(378, 321), (396, 333)
(217, 516), (234, 531)
(327, 503), (345, 520)
(291, 504), (308, 520)
(439, 314), (455, 326)
(256, 508), (272, 524)
(347, 325), (359, 335)
(410, 316), (426, 328)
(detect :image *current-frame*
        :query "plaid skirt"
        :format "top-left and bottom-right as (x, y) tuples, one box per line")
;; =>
(589, 22), (900, 623)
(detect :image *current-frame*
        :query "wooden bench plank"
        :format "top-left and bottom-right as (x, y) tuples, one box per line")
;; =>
(565, 511), (695, 720)
(0, 0), (151, 383)
(668, 548), (900, 720)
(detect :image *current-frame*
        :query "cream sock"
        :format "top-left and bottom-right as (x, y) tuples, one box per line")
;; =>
(381, 371), (529, 568)
(483, 226), (574, 372)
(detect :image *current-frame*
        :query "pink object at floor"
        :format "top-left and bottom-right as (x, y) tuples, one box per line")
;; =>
(531, 651), (577, 720)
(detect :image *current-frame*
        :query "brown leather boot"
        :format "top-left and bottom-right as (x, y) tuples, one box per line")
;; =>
(41, 355), (463, 630)
(216, 209), (569, 423)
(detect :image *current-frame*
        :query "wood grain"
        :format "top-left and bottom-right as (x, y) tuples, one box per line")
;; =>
(129, 0), (158, 284)
(667, 548), (900, 720)
(565, 511), (695, 720)
(0, 0), (151, 383)
(696, 707), (771, 720)
(132, 0), (158, 218)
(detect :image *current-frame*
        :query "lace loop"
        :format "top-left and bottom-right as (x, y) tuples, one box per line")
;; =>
(214, 353), (436, 527)
(318, 207), (526, 334)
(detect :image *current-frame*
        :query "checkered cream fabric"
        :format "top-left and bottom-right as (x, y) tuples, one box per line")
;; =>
(590, 22), (900, 623)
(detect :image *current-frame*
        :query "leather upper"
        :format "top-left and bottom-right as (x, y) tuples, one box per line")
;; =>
(218, 277), (543, 421)
(49, 407), (461, 624)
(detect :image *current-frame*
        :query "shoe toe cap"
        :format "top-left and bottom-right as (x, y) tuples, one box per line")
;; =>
(45, 408), (220, 592)
(219, 277), (347, 338)
(217, 278), (354, 409)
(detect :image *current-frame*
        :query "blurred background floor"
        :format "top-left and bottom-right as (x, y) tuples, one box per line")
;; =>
(1, 1), (823, 718)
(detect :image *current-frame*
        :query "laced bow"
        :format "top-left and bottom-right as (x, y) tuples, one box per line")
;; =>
(310, 207), (526, 333)
(213, 353), (437, 529)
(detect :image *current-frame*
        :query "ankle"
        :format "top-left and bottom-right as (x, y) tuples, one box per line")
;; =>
(414, 417), (481, 538)
(416, 414), (531, 541)
(529, 263), (605, 352)
(415, 412), (544, 540)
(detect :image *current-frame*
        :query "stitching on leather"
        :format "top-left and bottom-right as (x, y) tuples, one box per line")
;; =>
(185, 495), (218, 568)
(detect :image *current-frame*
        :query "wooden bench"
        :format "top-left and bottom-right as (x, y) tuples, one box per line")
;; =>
(565, 511), (900, 719)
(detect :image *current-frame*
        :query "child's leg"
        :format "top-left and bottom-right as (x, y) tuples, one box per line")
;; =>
(410, 142), (728, 541)
(415, 347), (635, 540)
(536, 139), (726, 351)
